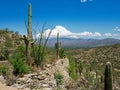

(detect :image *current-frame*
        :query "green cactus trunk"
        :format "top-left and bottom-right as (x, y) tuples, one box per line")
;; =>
(104, 62), (112, 90)
(57, 32), (59, 59)
(27, 3), (32, 58)
(55, 32), (61, 59)
(26, 3), (33, 66)
(22, 3), (34, 66)
(28, 3), (32, 40)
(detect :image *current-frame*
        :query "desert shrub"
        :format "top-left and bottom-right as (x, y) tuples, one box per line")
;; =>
(54, 73), (64, 85)
(0, 48), (9, 60)
(3, 49), (9, 60)
(32, 45), (43, 66)
(68, 56), (78, 80)
(84, 69), (103, 89)
(0, 53), (5, 61)
(4, 40), (13, 48)
(0, 66), (9, 75)
(9, 46), (30, 75)
(59, 48), (65, 59)
(32, 28), (52, 67)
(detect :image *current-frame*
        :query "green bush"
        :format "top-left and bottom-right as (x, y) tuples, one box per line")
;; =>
(3, 49), (9, 60)
(0, 48), (9, 60)
(59, 48), (65, 59)
(54, 73), (64, 85)
(68, 56), (78, 80)
(0, 66), (9, 75)
(9, 46), (30, 75)
(31, 28), (52, 67)
(4, 40), (13, 48)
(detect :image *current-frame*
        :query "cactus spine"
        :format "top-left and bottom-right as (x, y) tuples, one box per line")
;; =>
(104, 62), (112, 90)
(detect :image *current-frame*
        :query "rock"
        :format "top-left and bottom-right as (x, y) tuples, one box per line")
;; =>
(24, 73), (36, 78)
(26, 78), (32, 83)
(45, 64), (52, 68)
(18, 77), (28, 81)
(41, 88), (53, 90)
(0, 75), (6, 84)
(23, 88), (31, 90)
(4, 58), (71, 90)
(37, 75), (45, 80)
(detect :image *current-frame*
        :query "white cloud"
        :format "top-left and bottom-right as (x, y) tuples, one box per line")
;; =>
(80, 0), (93, 3)
(80, 0), (87, 3)
(94, 32), (102, 36)
(104, 33), (112, 37)
(114, 26), (120, 32)
(36, 25), (120, 39)
(38, 25), (102, 39)
(80, 32), (93, 36)
(44, 26), (72, 38)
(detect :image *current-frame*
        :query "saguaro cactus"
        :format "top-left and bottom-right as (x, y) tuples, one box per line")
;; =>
(22, 3), (35, 65)
(55, 32), (61, 59)
(104, 62), (112, 90)
(26, 3), (32, 58)
(28, 3), (32, 39)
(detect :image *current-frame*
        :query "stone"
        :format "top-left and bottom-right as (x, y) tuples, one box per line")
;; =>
(1, 58), (71, 90)
(18, 77), (28, 81)
(26, 78), (32, 83)
(0, 75), (6, 84)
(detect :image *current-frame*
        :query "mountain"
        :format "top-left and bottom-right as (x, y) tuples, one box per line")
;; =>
(47, 38), (120, 48)
(38, 25), (120, 48)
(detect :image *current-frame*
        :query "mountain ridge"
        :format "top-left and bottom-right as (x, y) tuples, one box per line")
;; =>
(47, 38), (120, 48)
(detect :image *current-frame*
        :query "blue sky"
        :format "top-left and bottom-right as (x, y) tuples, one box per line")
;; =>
(0, 0), (120, 38)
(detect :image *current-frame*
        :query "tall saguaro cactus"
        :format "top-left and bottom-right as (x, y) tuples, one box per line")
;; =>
(55, 32), (61, 59)
(22, 3), (35, 66)
(104, 62), (113, 90)
(26, 3), (32, 58)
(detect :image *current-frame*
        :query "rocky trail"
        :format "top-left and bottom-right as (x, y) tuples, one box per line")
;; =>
(0, 58), (73, 90)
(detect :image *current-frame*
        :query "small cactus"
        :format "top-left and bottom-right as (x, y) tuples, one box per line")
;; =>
(104, 62), (112, 90)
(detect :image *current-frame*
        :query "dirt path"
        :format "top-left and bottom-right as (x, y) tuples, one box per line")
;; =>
(0, 82), (19, 90)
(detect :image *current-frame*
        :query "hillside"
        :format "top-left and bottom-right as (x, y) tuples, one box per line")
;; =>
(67, 44), (120, 89)
(0, 29), (23, 48)
(0, 29), (24, 60)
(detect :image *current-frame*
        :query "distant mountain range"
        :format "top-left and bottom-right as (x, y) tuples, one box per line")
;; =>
(36, 26), (120, 48)
(47, 38), (120, 48)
